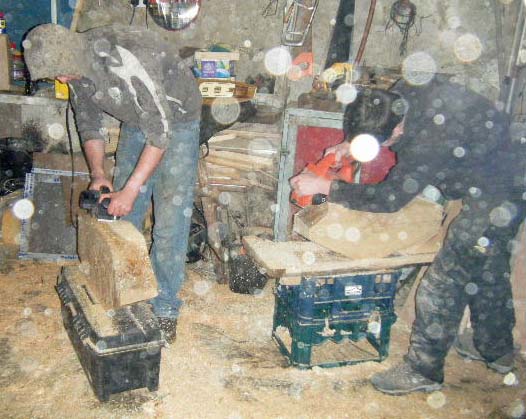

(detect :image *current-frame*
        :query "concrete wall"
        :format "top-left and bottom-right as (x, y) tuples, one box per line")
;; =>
(73, 1), (520, 104)
(76, 0), (339, 103)
(352, 0), (518, 101)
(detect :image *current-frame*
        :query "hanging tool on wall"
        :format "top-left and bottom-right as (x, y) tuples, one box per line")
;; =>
(283, 0), (320, 81)
(385, 0), (417, 56)
(281, 0), (319, 47)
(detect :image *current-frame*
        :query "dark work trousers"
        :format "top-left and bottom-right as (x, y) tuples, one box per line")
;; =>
(405, 198), (525, 383)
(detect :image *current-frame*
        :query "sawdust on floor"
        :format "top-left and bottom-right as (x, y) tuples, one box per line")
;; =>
(0, 259), (525, 419)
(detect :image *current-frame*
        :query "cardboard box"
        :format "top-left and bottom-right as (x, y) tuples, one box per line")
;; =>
(0, 34), (12, 91)
(194, 50), (239, 79)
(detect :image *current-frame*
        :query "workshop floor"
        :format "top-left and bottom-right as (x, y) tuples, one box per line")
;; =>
(0, 259), (525, 419)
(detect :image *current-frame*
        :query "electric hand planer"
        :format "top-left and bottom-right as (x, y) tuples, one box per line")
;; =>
(291, 153), (355, 207)
(79, 186), (119, 222)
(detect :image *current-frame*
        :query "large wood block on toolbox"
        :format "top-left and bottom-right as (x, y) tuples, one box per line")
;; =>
(293, 196), (445, 260)
(77, 213), (158, 308)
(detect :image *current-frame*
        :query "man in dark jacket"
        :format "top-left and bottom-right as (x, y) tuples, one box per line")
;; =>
(24, 24), (203, 342)
(291, 75), (526, 394)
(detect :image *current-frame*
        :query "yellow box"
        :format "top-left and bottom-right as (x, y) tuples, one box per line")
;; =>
(55, 80), (69, 100)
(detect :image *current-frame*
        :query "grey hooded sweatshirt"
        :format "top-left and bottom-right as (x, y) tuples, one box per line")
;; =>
(68, 25), (202, 149)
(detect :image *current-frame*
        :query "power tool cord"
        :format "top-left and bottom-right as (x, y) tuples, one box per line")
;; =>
(66, 99), (78, 229)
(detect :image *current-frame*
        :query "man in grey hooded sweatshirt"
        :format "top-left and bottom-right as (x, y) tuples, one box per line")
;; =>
(24, 23), (203, 342)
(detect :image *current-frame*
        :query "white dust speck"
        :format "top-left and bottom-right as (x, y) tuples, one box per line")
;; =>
(402, 52), (437, 86)
(47, 123), (65, 140)
(243, 39), (252, 48)
(433, 114), (445, 125)
(23, 307), (32, 317)
(453, 147), (466, 158)
(454, 33), (483, 63)
(264, 46), (292, 76)
(426, 323), (444, 339)
(508, 400), (525, 418)
(302, 251), (316, 265)
(345, 227), (361, 242)
(12, 199), (34, 220)
(402, 178), (419, 194)
(398, 231), (408, 240)
(194, 280), (211, 296)
(336, 83), (358, 105)
(368, 321), (381, 334)
(465, 282), (478, 295)
(447, 15), (462, 29)
(218, 192), (231, 205)
(503, 372), (519, 386)
(344, 13), (354, 27)
(210, 98), (241, 125)
(469, 187), (482, 198)
(44, 308), (53, 316)
(183, 208), (193, 217)
(172, 195), (183, 206)
(427, 391), (447, 409)
(477, 237), (489, 247)
(327, 223), (343, 240)
(349, 134), (380, 162)
(490, 205), (514, 227)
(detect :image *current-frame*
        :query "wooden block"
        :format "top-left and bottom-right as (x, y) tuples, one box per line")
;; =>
(207, 150), (274, 169)
(293, 197), (444, 260)
(77, 213), (158, 309)
(0, 35), (12, 92)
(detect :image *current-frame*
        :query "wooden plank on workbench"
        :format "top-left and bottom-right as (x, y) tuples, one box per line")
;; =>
(242, 236), (436, 280)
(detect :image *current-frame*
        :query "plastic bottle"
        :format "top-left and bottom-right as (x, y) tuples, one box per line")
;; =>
(0, 12), (6, 34)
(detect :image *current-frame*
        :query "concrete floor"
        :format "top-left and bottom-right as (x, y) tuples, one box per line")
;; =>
(0, 259), (525, 419)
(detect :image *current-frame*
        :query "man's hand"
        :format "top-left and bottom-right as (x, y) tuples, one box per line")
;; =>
(101, 185), (140, 217)
(324, 141), (351, 167)
(89, 176), (113, 192)
(290, 171), (332, 197)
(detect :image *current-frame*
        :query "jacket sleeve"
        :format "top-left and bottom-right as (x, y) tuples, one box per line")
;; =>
(68, 79), (105, 143)
(329, 148), (435, 213)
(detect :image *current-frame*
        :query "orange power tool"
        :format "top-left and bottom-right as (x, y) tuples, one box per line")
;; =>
(291, 153), (355, 207)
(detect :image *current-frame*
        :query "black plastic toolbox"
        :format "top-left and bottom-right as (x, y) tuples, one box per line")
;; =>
(56, 266), (165, 401)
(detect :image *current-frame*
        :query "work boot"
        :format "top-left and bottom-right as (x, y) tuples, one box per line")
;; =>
(157, 317), (178, 344)
(370, 362), (442, 395)
(454, 330), (514, 374)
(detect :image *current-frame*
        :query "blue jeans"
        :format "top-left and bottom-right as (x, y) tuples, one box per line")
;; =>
(114, 121), (200, 319)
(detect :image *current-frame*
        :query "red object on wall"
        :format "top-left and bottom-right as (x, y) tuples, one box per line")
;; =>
(294, 126), (344, 176)
(294, 126), (396, 184)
